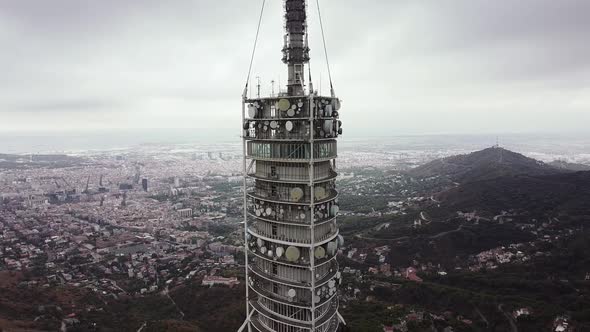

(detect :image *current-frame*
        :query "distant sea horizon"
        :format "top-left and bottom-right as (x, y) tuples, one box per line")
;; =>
(1, 128), (590, 156)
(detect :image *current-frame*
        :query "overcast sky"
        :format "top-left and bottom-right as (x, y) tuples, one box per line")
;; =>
(1, 0), (589, 136)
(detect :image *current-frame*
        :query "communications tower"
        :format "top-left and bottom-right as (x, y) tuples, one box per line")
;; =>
(240, 1), (344, 331)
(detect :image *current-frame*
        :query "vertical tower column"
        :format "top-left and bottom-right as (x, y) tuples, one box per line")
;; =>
(241, 1), (343, 331)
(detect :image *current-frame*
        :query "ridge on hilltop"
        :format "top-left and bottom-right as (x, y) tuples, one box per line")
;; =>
(409, 146), (562, 183)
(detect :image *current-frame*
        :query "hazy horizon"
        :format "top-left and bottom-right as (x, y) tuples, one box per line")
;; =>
(2, 128), (590, 155)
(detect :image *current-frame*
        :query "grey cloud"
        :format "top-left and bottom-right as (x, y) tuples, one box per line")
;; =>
(0, 0), (588, 134)
(5, 99), (125, 112)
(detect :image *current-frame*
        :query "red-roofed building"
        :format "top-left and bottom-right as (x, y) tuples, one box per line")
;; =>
(404, 267), (423, 283)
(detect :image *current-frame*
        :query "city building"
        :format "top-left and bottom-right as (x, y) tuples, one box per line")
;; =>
(202, 275), (240, 288)
(178, 208), (193, 219)
(240, 1), (344, 331)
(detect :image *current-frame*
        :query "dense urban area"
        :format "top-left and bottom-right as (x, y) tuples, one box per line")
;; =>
(1, 137), (590, 332)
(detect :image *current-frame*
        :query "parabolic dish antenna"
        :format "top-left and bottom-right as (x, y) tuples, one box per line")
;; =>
(285, 121), (294, 131)
(314, 246), (326, 259)
(332, 98), (341, 111)
(278, 99), (291, 111)
(290, 187), (304, 202)
(276, 246), (284, 258)
(314, 186), (326, 200)
(288, 289), (296, 298)
(330, 205), (339, 216)
(248, 106), (257, 118)
(285, 246), (300, 262)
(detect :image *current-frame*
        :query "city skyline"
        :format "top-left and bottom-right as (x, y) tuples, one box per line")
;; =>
(1, 0), (589, 135)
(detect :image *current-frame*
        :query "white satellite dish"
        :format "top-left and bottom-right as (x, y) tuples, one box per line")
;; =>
(328, 280), (336, 288)
(248, 106), (257, 118)
(267, 250), (273, 257)
(260, 246), (266, 254)
(285, 121), (294, 132)
(287, 109), (295, 117)
(298, 101), (304, 108)
(330, 205), (339, 216)
(276, 246), (284, 258)
(257, 238), (264, 248)
(314, 246), (326, 259)
(265, 207), (272, 215)
(314, 187), (326, 200)
(332, 99), (341, 111)
(288, 289), (296, 298)
(285, 246), (300, 262)
(290, 187), (304, 202)
(270, 121), (278, 129)
(277, 99), (290, 111)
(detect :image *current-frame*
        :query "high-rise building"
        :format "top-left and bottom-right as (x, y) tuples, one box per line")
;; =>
(240, 1), (344, 331)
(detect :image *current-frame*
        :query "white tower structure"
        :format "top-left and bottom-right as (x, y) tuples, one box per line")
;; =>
(240, 1), (344, 331)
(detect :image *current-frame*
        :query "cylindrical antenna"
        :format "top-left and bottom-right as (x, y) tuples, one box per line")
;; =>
(256, 76), (261, 98)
